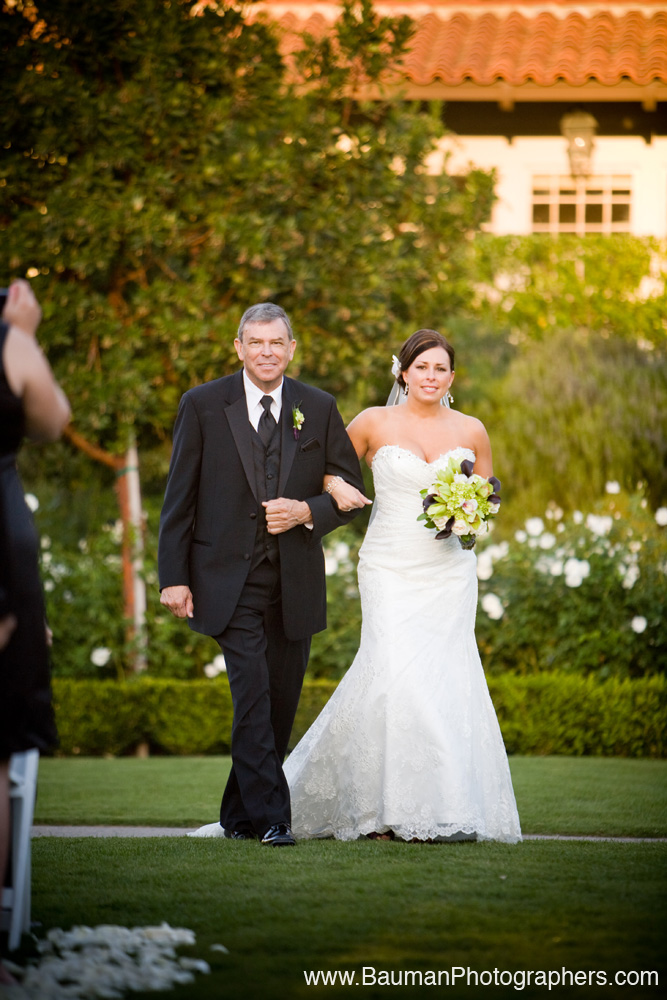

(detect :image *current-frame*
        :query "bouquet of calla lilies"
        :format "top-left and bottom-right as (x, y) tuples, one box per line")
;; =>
(418, 456), (501, 550)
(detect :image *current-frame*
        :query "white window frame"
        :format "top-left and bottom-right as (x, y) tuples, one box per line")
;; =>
(531, 175), (632, 235)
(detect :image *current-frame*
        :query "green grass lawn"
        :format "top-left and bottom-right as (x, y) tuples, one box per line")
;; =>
(11, 757), (666, 999)
(35, 755), (667, 837)
(29, 838), (666, 1000)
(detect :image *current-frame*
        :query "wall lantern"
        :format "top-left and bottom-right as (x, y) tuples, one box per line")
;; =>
(560, 110), (598, 178)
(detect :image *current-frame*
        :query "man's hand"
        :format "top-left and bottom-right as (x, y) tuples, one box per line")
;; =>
(2, 279), (42, 337)
(263, 498), (312, 534)
(160, 585), (194, 618)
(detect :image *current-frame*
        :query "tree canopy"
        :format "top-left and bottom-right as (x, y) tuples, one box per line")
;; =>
(1, 0), (494, 457)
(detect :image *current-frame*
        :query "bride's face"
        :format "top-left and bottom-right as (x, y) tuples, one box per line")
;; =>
(403, 347), (454, 403)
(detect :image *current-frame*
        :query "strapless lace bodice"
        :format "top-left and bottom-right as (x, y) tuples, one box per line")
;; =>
(284, 442), (521, 844)
(370, 444), (474, 528)
(359, 444), (477, 586)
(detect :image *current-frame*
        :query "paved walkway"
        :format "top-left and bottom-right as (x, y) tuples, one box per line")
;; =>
(32, 826), (667, 842)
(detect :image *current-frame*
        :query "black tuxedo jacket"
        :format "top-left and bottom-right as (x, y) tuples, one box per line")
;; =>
(158, 370), (364, 640)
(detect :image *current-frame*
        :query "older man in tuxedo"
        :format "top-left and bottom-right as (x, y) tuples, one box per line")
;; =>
(158, 303), (364, 845)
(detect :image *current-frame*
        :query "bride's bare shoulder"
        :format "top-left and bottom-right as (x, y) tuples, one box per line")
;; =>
(347, 406), (390, 433)
(347, 407), (397, 462)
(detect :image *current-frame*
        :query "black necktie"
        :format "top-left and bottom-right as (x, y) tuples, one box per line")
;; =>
(258, 394), (277, 447)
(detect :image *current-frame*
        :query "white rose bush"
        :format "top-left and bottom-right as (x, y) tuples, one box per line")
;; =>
(475, 487), (667, 678)
(31, 483), (665, 683)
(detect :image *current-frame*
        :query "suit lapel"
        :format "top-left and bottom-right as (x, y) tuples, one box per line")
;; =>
(278, 378), (299, 495)
(224, 372), (259, 503)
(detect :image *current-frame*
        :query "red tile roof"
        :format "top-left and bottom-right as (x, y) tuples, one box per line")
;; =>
(270, 9), (667, 88)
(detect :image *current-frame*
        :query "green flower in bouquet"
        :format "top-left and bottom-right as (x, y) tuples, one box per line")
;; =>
(418, 456), (501, 550)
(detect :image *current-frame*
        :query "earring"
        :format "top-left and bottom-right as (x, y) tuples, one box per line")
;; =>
(446, 391), (454, 405)
(403, 383), (409, 397)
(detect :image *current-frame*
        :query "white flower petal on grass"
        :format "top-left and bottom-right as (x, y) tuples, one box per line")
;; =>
(22, 924), (209, 999)
(525, 517), (544, 537)
(655, 507), (667, 527)
(631, 616), (647, 634)
(481, 593), (504, 620)
(573, 510), (584, 524)
(210, 944), (230, 954)
(90, 647), (112, 667)
(25, 492), (39, 512)
(514, 529), (527, 543)
(605, 481), (621, 494)
(550, 560), (564, 576)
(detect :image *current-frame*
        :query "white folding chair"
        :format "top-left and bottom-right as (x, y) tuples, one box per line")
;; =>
(1, 748), (39, 950)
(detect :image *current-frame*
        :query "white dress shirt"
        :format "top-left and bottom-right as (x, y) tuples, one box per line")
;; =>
(242, 369), (313, 528)
(243, 369), (282, 431)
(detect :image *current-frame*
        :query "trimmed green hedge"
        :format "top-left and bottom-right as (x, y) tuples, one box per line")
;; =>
(51, 673), (666, 758)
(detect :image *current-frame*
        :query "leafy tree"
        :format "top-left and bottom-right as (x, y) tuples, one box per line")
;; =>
(1, 0), (493, 455)
(469, 234), (667, 348)
(453, 235), (667, 515)
(487, 328), (667, 515)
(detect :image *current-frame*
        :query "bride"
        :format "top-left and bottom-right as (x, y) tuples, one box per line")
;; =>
(283, 329), (521, 843)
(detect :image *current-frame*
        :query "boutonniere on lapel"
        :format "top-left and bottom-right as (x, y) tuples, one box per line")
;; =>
(291, 402), (305, 440)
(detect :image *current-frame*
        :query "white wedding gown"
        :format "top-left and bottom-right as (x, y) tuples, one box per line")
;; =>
(284, 445), (522, 843)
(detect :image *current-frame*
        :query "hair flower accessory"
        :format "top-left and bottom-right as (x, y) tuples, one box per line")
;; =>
(292, 402), (305, 440)
(391, 355), (401, 379)
(418, 455), (501, 550)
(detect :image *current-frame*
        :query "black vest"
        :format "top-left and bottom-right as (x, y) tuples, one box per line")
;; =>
(249, 419), (281, 569)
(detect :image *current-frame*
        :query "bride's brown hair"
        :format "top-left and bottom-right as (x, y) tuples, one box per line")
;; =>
(396, 329), (455, 389)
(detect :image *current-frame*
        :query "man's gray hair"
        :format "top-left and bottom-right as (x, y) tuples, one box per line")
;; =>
(237, 302), (293, 341)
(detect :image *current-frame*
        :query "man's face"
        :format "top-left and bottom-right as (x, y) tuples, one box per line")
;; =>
(235, 319), (296, 393)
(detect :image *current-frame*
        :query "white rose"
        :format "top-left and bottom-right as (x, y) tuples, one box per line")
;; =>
(586, 514), (613, 536)
(451, 519), (469, 536)
(525, 517), (544, 537)
(631, 616), (647, 634)
(476, 554), (493, 581)
(90, 647), (112, 667)
(481, 593), (504, 620)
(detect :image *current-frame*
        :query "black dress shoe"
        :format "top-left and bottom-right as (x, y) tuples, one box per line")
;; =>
(223, 829), (256, 841)
(261, 823), (296, 846)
